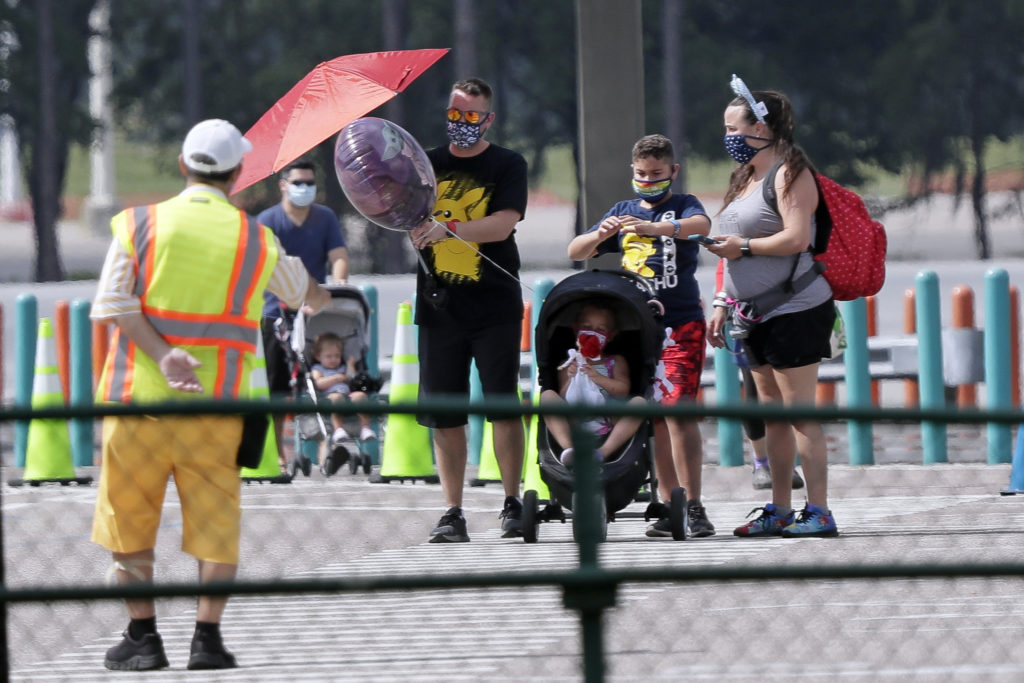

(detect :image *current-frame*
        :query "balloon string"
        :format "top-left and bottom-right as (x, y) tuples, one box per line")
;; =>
(428, 218), (534, 294)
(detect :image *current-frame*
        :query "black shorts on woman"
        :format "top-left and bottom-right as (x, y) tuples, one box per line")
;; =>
(742, 298), (834, 369)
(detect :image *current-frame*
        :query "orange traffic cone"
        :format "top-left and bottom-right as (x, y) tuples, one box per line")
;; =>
(371, 302), (438, 484)
(9, 318), (92, 487)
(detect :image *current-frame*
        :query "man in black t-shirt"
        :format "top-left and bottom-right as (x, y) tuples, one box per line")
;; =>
(410, 77), (528, 543)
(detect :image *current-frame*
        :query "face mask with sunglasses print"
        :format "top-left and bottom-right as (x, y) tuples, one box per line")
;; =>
(445, 108), (489, 149)
(286, 180), (316, 207)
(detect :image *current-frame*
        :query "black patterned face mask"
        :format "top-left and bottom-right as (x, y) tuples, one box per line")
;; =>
(446, 120), (483, 148)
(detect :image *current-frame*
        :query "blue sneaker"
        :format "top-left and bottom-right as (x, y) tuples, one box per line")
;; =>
(781, 503), (839, 538)
(732, 504), (794, 537)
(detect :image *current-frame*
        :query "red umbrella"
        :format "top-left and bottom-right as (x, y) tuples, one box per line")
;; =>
(232, 48), (449, 194)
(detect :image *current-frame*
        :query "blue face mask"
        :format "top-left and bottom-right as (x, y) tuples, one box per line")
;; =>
(723, 134), (773, 164)
(631, 177), (673, 203)
(287, 183), (316, 207)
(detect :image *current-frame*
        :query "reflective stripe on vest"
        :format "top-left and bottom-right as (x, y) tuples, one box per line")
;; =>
(100, 197), (275, 401)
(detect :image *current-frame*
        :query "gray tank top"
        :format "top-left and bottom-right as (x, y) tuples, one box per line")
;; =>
(718, 180), (832, 320)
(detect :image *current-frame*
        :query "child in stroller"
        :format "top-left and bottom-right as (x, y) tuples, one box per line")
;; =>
(540, 301), (647, 468)
(310, 331), (378, 445)
(521, 269), (690, 542)
(279, 284), (381, 478)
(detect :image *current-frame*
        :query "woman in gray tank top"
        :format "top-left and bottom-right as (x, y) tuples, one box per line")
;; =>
(702, 76), (839, 539)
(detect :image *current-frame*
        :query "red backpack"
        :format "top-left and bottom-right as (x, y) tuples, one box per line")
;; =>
(763, 162), (887, 301)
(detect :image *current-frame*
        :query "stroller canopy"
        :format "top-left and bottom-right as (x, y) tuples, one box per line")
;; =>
(535, 269), (664, 397)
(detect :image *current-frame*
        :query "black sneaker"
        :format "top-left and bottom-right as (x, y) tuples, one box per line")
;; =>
(104, 630), (169, 671)
(429, 506), (470, 543)
(187, 631), (237, 670)
(687, 502), (716, 538)
(645, 517), (672, 538)
(499, 496), (523, 538)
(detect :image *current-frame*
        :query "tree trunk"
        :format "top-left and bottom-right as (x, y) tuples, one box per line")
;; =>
(970, 132), (989, 260)
(453, 0), (477, 79)
(182, 0), (202, 126)
(33, 0), (66, 282)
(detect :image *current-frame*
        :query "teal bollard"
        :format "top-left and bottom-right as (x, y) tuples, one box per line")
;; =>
(842, 299), (874, 465)
(359, 284), (379, 377)
(70, 299), (94, 467)
(713, 346), (744, 467)
(15, 293), (38, 468)
(915, 270), (947, 463)
(531, 278), (556, 402)
(468, 360), (484, 466)
(984, 269), (1012, 464)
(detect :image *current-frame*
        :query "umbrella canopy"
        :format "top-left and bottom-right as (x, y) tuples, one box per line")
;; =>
(232, 48), (448, 194)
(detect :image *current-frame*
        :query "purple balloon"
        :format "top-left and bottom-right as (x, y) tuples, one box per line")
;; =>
(334, 117), (436, 232)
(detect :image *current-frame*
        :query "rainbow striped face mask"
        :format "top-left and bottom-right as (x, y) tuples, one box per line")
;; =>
(631, 177), (672, 203)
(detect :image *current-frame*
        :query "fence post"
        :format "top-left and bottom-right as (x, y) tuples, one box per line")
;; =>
(915, 270), (947, 463)
(904, 288), (918, 407)
(951, 286), (977, 408)
(842, 298), (873, 465)
(14, 293), (37, 468)
(866, 295), (880, 406)
(984, 269), (1012, 464)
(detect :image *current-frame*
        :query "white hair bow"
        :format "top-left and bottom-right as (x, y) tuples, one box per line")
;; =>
(730, 74), (768, 124)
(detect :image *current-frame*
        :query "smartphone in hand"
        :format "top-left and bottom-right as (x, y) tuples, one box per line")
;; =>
(687, 234), (717, 246)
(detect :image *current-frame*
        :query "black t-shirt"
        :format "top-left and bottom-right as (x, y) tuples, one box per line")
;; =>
(416, 143), (528, 328)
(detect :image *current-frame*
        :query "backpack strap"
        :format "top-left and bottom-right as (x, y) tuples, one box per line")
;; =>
(748, 159), (824, 315)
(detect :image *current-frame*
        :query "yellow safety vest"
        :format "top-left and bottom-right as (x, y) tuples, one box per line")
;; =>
(97, 189), (279, 402)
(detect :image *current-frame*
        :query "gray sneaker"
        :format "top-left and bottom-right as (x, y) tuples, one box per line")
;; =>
(752, 465), (772, 489)
(499, 496), (523, 538)
(429, 507), (470, 543)
(752, 464), (806, 490)
(645, 517), (672, 537)
(687, 502), (716, 537)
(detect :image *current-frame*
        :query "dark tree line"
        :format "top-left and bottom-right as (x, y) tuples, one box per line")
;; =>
(2, 0), (1022, 280)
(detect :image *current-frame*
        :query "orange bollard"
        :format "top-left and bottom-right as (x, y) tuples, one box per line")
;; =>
(816, 382), (836, 406)
(866, 295), (880, 406)
(92, 321), (109, 392)
(951, 285), (976, 408)
(521, 300), (532, 352)
(904, 288), (918, 407)
(54, 300), (70, 402)
(1012, 286), (1021, 408)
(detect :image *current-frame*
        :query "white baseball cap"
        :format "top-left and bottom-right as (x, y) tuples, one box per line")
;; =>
(181, 119), (253, 174)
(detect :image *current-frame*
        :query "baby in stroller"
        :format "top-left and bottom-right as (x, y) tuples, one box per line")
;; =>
(310, 331), (377, 445)
(540, 302), (646, 468)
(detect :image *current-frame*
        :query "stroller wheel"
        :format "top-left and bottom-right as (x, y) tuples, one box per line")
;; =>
(362, 454), (372, 475)
(323, 446), (349, 477)
(348, 451), (360, 475)
(669, 486), (688, 541)
(522, 490), (539, 543)
(571, 490), (607, 544)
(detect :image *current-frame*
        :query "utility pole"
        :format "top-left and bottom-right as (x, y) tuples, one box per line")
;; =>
(574, 0), (644, 268)
(82, 0), (119, 235)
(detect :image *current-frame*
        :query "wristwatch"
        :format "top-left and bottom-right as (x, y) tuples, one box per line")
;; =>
(740, 238), (752, 257)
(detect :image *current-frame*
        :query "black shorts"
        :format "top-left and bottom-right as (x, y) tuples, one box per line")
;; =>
(416, 321), (522, 429)
(261, 317), (292, 395)
(744, 299), (835, 370)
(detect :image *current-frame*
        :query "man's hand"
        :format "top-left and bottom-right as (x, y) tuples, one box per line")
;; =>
(301, 283), (332, 316)
(159, 348), (204, 393)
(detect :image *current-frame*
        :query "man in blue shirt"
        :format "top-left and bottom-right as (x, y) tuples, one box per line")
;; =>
(258, 159), (348, 471)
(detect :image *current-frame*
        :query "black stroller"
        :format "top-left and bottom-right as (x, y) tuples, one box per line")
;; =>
(521, 269), (689, 542)
(276, 284), (381, 478)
